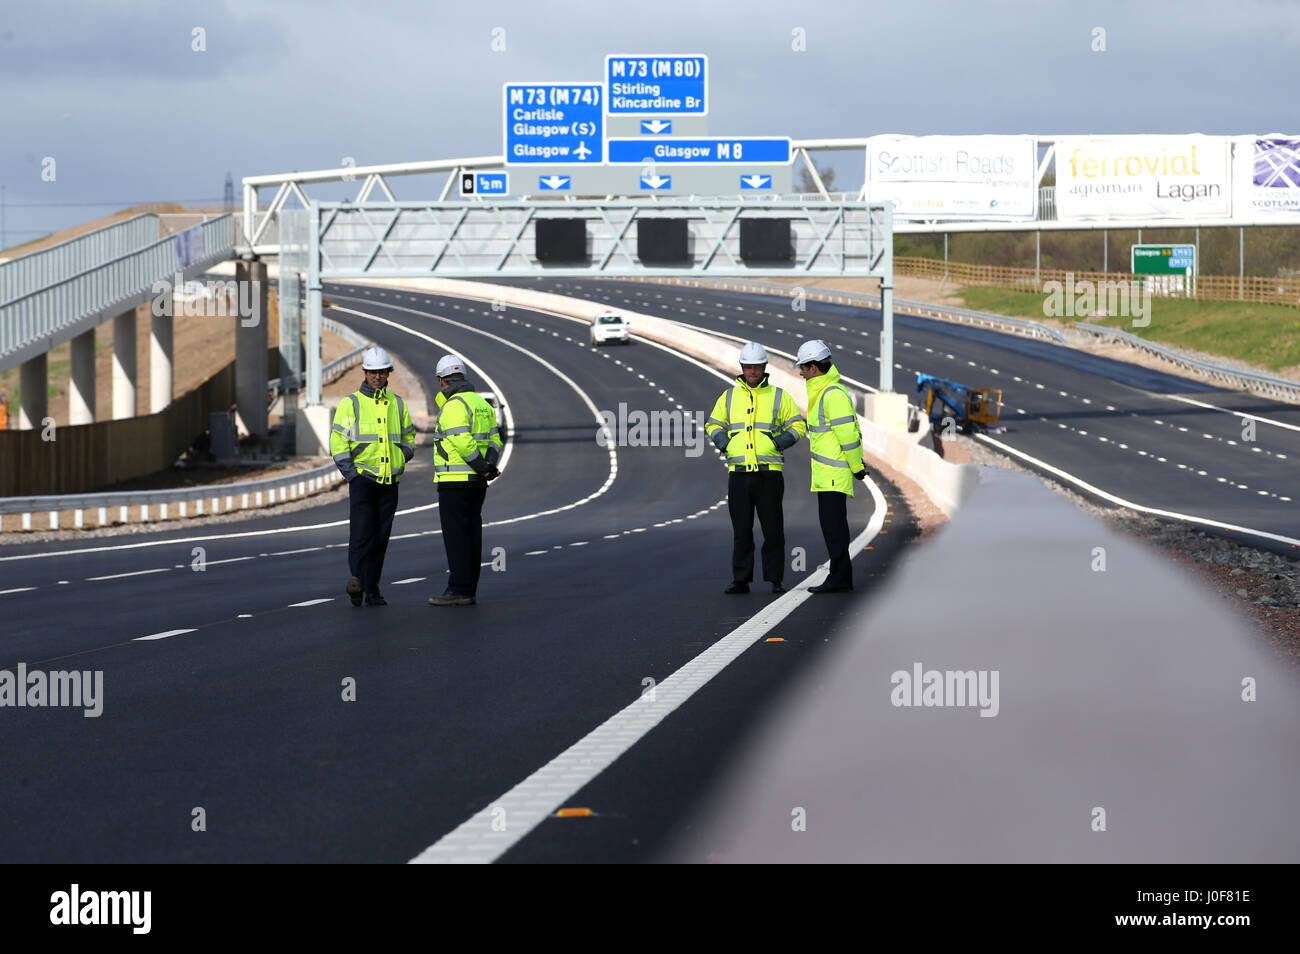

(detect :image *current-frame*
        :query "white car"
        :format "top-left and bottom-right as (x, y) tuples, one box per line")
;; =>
(590, 311), (631, 346)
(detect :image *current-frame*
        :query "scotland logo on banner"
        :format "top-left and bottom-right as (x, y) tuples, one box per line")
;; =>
(1235, 136), (1300, 216)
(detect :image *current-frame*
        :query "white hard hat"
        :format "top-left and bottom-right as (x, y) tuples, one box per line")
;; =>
(362, 346), (393, 371)
(436, 354), (466, 378)
(739, 341), (768, 365)
(796, 339), (833, 366)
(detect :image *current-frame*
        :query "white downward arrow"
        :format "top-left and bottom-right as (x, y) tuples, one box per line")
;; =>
(540, 176), (569, 189)
(643, 120), (670, 134)
(742, 175), (770, 188)
(643, 175), (670, 188)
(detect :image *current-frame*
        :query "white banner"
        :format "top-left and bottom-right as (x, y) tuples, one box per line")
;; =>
(1234, 136), (1300, 218)
(866, 135), (1037, 220)
(1057, 135), (1231, 220)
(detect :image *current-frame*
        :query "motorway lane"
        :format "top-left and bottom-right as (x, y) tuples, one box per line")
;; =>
(0, 287), (918, 862)
(527, 278), (1300, 553)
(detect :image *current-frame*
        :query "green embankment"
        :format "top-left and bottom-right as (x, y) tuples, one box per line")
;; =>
(959, 286), (1300, 373)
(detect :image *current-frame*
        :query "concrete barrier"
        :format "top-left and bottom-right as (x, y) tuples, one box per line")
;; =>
(340, 277), (980, 515)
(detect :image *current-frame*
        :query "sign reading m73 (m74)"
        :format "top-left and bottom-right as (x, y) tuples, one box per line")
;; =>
(503, 83), (604, 165)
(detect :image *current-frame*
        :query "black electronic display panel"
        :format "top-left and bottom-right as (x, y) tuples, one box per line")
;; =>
(739, 218), (793, 262)
(535, 218), (589, 263)
(636, 218), (690, 264)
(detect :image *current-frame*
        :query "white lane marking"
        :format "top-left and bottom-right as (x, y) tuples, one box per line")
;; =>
(391, 577), (426, 585)
(204, 556), (259, 566)
(409, 476), (889, 864)
(524, 550), (547, 556)
(86, 568), (171, 581)
(134, 629), (196, 642)
(238, 614), (253, 618)
(976, 433), (1300, 548)
(268, 548), (323, 557)
(329, 298), (619, 521)
(289, 598), (334, 607)
(0, 587), (37, 595)
(1156, 393), (1300, 433)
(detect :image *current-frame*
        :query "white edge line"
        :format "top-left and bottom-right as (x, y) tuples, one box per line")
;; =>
(408, 476), (889, 863)
(975, 432), (1300, 548)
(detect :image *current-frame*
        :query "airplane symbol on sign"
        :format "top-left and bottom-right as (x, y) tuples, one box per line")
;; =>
(574, 142), (592, 160)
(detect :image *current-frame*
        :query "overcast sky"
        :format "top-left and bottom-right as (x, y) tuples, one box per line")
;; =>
(2, 0), (1297, 243)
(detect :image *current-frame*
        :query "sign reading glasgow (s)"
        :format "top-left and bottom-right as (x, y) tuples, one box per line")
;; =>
(605, 55), (707, 115)
(503, 83), (604, 166)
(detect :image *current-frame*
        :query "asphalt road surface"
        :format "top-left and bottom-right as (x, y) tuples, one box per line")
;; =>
(0, 284), (917, 862)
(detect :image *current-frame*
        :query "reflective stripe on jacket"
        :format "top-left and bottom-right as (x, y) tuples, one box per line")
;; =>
(330, 387), (417, 485)
(432, 382), (503, 484)
(705, 374), (806, 472)
(805, 366), (864, 496)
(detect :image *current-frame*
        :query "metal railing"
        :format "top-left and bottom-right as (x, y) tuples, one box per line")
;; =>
(623, 275), (1070, 344)
(0, 213), (159, 300)
(0, 214), (236, 363)
(0, 462), (342, 524)
(1074, 322), (1300, 402)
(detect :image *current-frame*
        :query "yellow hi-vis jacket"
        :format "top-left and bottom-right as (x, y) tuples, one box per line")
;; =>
(432, 383), (503, 484)
(705, 374), (807, 472)
(330, 386), (417, 485)
(805, 366), (865, 496)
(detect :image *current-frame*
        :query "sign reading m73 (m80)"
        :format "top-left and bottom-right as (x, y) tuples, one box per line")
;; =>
(605, 55), (707, 115)
(607, 137), (791, 165)
(503, 83), (604, 165)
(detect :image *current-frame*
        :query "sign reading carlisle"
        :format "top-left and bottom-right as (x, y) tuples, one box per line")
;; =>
(1057, 135), (1231, 220)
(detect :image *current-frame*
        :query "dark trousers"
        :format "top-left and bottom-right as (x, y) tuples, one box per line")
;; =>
(348, 476), (400, 596)
(728, 469), (786, 584)
(817, 491), (853, 589)
(438, 480), (488, 596)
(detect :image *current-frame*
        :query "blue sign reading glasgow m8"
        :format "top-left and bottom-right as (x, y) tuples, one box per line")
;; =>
(605, 55), (707, 115)
(503, 83), (604, 165)
(607, 137), (791, 165)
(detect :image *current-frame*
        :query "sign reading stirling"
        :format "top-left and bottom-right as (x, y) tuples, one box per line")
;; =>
(605, 54), (707, 115)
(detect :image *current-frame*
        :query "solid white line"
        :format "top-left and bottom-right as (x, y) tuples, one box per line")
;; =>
(289, 598), (334, 607)
(0, 586), (37, 595)
(1157, 393), (1300, 433)
(409, 477), (888, 863)
(134, 628), (196, 641)
(976, 433), (1300, 548)
(86, 568), (171, 581)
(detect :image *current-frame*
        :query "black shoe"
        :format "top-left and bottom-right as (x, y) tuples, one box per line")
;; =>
(364, 593), (387, 606)
(428, 590), (476, 606)
(724, 582), (750, 594)
(771, 582), (787, 594)
(809, 583), (852, 594)
(346, 576), (363, 606)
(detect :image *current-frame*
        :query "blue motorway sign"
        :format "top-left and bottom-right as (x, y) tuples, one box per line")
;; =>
(537, 175), (571, 191)
(606, 55), (707, 115)
(503, 83), (603, 166)
(460, 171), (509, 196)
(739, 174), (772, 190)
(639, 174), (672, 190)
(607, 137), (791, 165)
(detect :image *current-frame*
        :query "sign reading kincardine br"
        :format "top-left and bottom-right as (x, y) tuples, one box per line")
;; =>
(1057, 135), (1232, 220)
